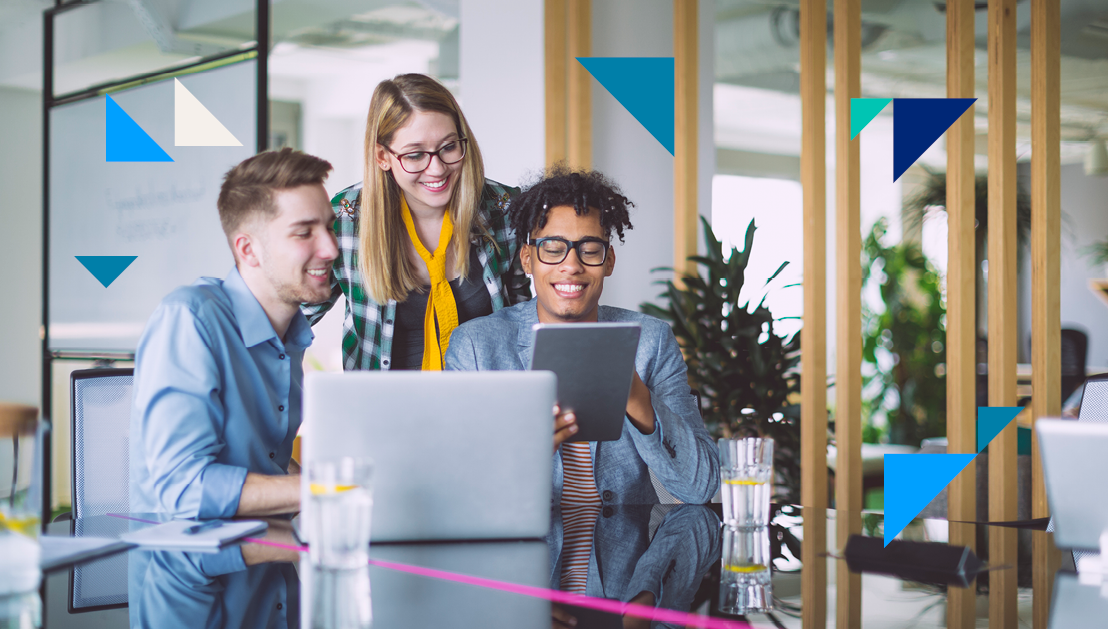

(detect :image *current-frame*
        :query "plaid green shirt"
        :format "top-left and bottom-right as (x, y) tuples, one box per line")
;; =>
(302, 179), (532, 370)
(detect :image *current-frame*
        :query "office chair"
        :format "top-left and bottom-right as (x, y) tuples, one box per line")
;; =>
(68, 367), (133, 612)
(1061, 328), (1089, 402)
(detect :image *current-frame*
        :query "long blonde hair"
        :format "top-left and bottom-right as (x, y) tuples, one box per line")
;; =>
(359, 74), (486, 304)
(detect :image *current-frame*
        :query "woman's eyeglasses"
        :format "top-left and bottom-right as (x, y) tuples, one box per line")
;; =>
(383, 138), (468, 174)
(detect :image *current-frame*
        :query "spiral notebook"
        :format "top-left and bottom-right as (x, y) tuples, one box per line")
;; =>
(119, 519), (268, 550)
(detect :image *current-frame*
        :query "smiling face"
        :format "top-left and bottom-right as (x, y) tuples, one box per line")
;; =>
(521, 205), (615, 324)
(375, 110), (463, 215)
(252, 183), (339, 307)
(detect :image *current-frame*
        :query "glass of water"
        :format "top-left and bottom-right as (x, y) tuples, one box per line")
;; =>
(718, 437), (773, 527)
(306, 458), (373, 570)
(718, 525), (773, 615)
(0, 404), (43, 596)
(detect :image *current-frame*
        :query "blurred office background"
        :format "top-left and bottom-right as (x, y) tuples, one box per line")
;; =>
(2, 0), (1108, 512)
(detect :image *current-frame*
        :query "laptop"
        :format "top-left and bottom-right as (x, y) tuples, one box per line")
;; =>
(1036, 418), (1108, 551)
(300, 371), (556, 542)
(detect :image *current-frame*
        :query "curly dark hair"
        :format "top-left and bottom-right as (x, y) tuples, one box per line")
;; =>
(508, 164), (634, 251)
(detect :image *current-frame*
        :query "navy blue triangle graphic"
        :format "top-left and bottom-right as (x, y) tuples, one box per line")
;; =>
(105, 95), (173, 162)
(892, 98), (974, 181)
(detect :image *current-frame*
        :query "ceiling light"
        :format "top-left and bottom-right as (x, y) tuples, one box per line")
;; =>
(1085, 139), (1108, 177)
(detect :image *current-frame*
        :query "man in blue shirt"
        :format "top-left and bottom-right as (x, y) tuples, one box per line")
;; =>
(130, 148), (339, 518)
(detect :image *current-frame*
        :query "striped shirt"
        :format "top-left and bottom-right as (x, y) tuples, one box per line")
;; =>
(559, 442), (602, 593)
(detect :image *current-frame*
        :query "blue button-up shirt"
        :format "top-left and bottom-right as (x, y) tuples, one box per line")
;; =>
(130, 267), (313, 518)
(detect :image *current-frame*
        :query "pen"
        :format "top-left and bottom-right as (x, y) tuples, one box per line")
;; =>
(183, 520), (224, 535)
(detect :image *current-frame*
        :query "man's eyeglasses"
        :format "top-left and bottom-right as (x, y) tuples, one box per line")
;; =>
(383, 138), (468, 174)
(528, 237), (610, 266)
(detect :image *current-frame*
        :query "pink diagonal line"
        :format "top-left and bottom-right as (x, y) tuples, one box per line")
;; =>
(107, 514), (751, 629)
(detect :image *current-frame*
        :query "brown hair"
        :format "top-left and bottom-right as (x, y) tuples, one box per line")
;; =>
(360, 74), (487, 304)
(217, 147), (333, 238)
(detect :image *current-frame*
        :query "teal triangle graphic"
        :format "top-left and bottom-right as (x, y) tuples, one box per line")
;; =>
(884, 453), (975, 546)
(76, 256), (137, 287)
(105, 95), (173, 162)
(977, 406), (1023, 453)
(577, 57), (674, 154)
(850, 98), (891, 140)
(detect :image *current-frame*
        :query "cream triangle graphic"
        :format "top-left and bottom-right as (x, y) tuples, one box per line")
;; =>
(174, 78), (243, 147)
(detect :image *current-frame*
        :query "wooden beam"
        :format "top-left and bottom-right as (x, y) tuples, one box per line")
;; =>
(945, 2), (977, 628)
(674, 0), (698, 280)
(833, 0), (861, 624)
(988, 0), (1019, 624)
(567, 0), (591, 169)
(1031, 0), (1062, 626)
(800, 0), (827, 626)
(544, 0), (568, 168)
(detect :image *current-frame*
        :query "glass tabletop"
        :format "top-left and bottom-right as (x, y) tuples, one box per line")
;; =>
(13, 505), (1095, 628)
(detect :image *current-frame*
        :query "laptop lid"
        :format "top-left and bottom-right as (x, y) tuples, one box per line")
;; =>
(1036, 418), (1108, 550)
(301, 371), (555, 542)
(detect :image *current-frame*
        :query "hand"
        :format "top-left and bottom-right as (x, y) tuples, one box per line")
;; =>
(625, 371), (656, 435)
(553, 404), (578, 452)
(551, 604), (578, 628)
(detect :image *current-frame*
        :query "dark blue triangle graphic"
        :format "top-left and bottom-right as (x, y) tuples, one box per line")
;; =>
(76, 256), (137, 287)
(105, 95), (173, 162)
(577, 57), (674, 155)
(884, 453), (976, 546)
(977, 406), (1023, 453)
(892, 98), (974, 181)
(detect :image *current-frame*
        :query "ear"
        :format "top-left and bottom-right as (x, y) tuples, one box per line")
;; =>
(233, 231), (261, 268)
(603, 246), (615, 277)
(374, 144), (392, 171)
(519, 241), (533, 275)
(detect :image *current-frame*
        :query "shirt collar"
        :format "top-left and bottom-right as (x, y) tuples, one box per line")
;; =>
(514, 298), (611, 349)
(223, 266), (315, 350)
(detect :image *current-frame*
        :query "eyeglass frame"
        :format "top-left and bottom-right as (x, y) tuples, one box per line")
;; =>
(381, 138), (469, 174)
(527, 236), (611, 266)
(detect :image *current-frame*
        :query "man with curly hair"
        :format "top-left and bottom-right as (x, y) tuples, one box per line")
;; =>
(444, 167), (719, 508)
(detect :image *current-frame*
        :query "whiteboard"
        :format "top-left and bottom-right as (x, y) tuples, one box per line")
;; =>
(49, 60), (256, 352)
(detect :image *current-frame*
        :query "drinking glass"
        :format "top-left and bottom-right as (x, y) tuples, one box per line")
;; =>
(306, 458), (373, 570)
(718, 525), (773, 615)
(0, 405), (42, 596)
(718, 437), (773, 527)
(309, 564), (372, 629)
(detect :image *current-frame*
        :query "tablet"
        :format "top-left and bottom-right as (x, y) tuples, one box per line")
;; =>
(529, 322), (641, 442)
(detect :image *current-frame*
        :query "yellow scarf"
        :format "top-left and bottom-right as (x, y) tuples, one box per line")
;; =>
(400, 197), (459, 370)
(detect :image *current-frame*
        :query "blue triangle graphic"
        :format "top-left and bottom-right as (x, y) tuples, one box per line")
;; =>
(105, 95), (173, 162)
(891, 98), (974, 181)
(977, 406), (1023, 453)
(577, 57), (674, 155)
(76, 256), (138, 287)
(884, 453), (976, 546)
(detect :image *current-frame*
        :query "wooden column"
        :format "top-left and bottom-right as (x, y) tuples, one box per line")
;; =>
(833, 0), (861, 625)
(945, 1), (977, 628)
(987, 0), (1019, 624)
(800, 0), (828, 626)
(1031, 0), (1062, 626)
(567, 0), (591, 168)
(544, 0), (568, 167)
(674, 0), (698, 280)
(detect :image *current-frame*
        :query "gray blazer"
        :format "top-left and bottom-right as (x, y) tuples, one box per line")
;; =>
(444, 299), (720, 505)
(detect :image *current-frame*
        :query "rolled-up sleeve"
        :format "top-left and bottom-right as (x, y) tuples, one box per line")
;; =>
(133, 303), (248, 519)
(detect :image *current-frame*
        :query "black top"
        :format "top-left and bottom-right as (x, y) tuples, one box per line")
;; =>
(392, 247), (494, 370)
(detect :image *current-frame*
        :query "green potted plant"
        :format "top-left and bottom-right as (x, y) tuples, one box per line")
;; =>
(640, 216), (802, 504)
(1080, 238), (1108, 278)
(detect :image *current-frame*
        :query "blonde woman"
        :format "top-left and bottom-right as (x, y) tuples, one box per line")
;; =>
(303, 74), (531, 370)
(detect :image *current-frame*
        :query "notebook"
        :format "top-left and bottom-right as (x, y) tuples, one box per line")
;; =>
(119, 519), (268, 550)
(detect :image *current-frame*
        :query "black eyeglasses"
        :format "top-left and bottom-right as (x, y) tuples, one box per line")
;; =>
(383, 138), (468, 174)
(528, 237), (610, 266)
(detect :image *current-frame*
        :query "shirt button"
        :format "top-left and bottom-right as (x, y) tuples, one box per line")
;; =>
(279, 353), (285, 360)
(277, 603), (283, 610)
(385, 319), (393, 325)
(602, 506), (614, 518)
(269, 452), (275, 459)
(279, 405), (285, 412)
(382, 359), (390, 366)
(602, 490), (614, 501)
